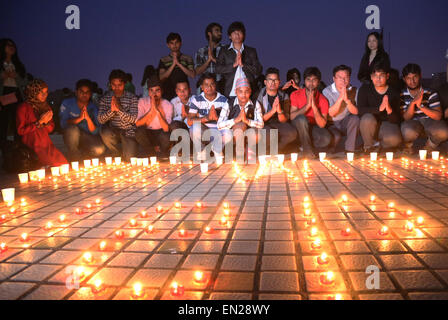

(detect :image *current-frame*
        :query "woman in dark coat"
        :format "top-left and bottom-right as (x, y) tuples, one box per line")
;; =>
(358, 32), (391, 85)
(16, 79), (68, 166)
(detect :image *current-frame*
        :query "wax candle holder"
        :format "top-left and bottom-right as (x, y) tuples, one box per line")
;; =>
(71, 162), (79, 171)
(1, 188), (15, 204)
(0, 242), (8, 253)
(91, 279), (104, 294)
(317, 253), (329, 265)
(319, 153), (326, 162)
(291, 153), (298, 162)
(115, 230), (124, 239)
(170, 282), (184, 297)
(132, 282), (145, 299)
(105, 157), (113, 165)
(146, 225), (155, 234)
(341, 228), (351, 237)
(194, 271), (207, 284)
(204, 226), (213, 234)
(378, 226), (389, 236)
(51, 167), (60, 176)
(169, 156), (177, 165)
(18, 173), (29, 184)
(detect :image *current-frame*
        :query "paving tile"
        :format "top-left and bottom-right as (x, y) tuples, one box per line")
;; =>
(259, 272), (300, 292)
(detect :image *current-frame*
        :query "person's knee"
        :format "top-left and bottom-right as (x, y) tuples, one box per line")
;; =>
(360, 114), (376, 127)
(292, 115), (308, 128)
(382, 131), (402, 148)
(90, 143), (106, 156)
(401, 122), (419, 142)
(347, 115), (360, 128)
(429, 123), (448, 144)
(64, 125), (80, 139)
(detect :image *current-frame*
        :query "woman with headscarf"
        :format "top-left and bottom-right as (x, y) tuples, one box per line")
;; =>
(16, 79), (68, 166)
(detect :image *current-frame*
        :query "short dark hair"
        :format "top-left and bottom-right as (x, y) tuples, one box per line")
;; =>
(175, 80), (190, 89)
(303, 67), (322, 81)
(370, 62), (389, 75)
(227, 21), (246, 38)
(166, 32), (182, 43)
(332, 65), (352, 77)
(265, 67), (280, 78)
(199, 72), (216, 86)
(205, 22), (222, 41)
(76, 79), (92, 91)
(402, 63), (421, 78)
(286, 68), (301, 83)
(108, 69), (127, 83)
(126, 73), (133, 82)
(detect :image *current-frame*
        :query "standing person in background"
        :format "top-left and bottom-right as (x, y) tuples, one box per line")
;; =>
(357, 32), (391, 85)
(216, 21), (263, 99)
(282, 68), (301, 97)
(195, 22), (225, 94)
(0, 39), (27, 148)
(124, 73), (136, 94)
(141, 65), (157, 98)
(16, 79), (68, 166)
(158, 33), (195, 101)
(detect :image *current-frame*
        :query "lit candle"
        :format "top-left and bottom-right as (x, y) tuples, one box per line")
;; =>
(304, 209), (312, 217)
(18, 173), (29, 184)
(146, 225), (154, 234)
(416, 216), (424, 226)
(341, 194), (348, 204)
(194, 271), (206, 283)
(320, 271), (335, 285)
(404, 221), (414, 232)
(204, 226), (213, 234)
(388, 202), (395, 210)
(75, 208), (84, 215)
(378, 226), (389, 236)
(406, 210), (413, 217)
(170, 282), (184, 297)
(132, 282), (144, 299)
(328, 294), (343, 300)
(341, 228), (351, 236)
(178, 229), (187, 237)
(223, 202), (230, 209)
(0, 242), (7, 253)
(58, 214), (66, 223)
(370, 195), (376, 203)
(223, 209), (230, 217)
(220, 216), (228, 226)
(115, 230), (124, 239)
(174, 202), (182, 209)
(95, 199), (101, 206)
(0, 214), (5, 221)
(129, 219), (138, 227)
(99, 241), (107, 251)
(304, 196), (310, 202)
(140, 211), (147, 218)
(1, 188), (15, 204)
(71, 161), (79, 171)
(317, 252), (329, 265)
(196, 202), (203, 209)
(44, 221), (53, 230)
(83, 252), (93, 263)
(76, 266), (85, 279)
(156, 206), (164, 213)
(309, 227), (318, 237)
(20, 233), (29, 242)
(92, 279), (103, 293)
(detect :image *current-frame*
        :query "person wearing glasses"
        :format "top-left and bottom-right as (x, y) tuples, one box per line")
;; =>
(256, 67), (297, 155)
(322, 65), (360, 154)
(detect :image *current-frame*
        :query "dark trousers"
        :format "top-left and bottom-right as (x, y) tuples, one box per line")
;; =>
(100, 126), (137, 162)
(63, 125), (106, 161)
(135, 127), (171, 157)
(291, 115), (332, 152)
(0, 86), (20, 147)
(264, 120), (298, 154)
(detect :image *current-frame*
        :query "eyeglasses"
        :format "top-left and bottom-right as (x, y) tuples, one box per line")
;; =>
(266, 79), (280, 84)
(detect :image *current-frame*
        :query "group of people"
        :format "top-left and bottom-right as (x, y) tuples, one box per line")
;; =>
(1, 22), (448, 169)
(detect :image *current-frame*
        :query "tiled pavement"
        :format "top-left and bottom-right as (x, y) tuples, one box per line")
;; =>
(1, 155), (448, 300)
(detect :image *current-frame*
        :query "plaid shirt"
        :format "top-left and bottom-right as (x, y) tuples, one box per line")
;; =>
(194, 43), (225, 81)
(98, 91), (138, 137)
(218, 97), (264, 130)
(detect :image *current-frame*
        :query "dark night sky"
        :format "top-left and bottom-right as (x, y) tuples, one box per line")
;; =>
(1, 0), (447, 94)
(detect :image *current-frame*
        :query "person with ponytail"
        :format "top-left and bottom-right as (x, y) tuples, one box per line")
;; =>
(16, 79), (68, 166)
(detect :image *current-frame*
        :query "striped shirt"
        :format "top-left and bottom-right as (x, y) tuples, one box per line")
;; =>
(194, 43), (225, 82)
(400, 87), (440, 120)
(218, 97), (264, 130)
(98, 91), (139, 137)
(189, 92), (228, 128)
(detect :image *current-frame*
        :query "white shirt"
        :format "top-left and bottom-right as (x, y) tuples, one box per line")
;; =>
(170, 96), (191, 122)
(229, 42), (246, 97)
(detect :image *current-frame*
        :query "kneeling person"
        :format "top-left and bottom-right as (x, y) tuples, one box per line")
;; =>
(60, 79), (105, 161)
(218, 77), (264, 162)
(400, 63), (448, 154)
(135, 76), (173, 159)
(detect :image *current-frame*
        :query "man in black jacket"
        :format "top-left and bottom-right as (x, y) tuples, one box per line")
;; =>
(215, 21), (262, 99)
(357, 63), (402, 153)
